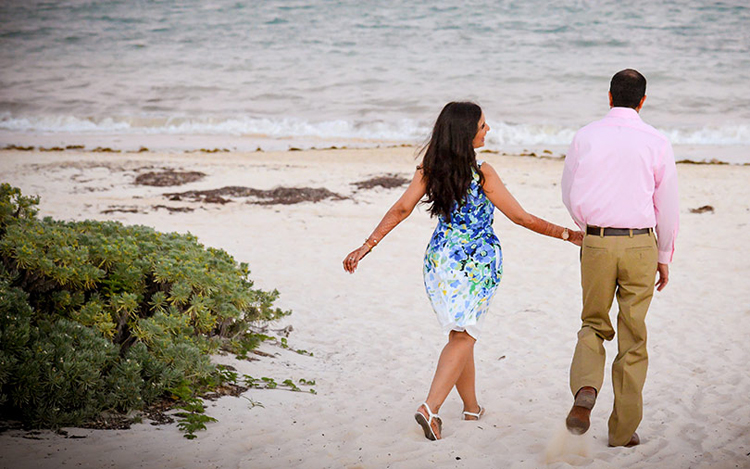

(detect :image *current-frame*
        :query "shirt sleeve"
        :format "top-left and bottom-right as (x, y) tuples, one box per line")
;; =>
(561, 135), (585, 229)
(653, 141), (680, 264)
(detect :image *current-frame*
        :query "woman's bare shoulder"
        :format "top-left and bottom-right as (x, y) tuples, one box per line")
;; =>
(479, 161), (499, 177)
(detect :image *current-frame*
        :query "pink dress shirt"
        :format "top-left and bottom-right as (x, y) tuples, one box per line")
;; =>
(562, 107), (679, 264)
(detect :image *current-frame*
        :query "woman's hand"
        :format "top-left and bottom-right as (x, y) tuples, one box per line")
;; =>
(568, 230), (584, 247)
(343, 245), (371, 273)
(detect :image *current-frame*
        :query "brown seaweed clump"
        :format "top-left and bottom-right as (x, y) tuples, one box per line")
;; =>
(152, 205), (195, 213)
(80, 413), (133, 430)
(134, 170), (206, 187)
(689, 205), (714, 214)
(3, 144), (35, 151)
(101, 206), (141, 214)
(676, 159), (729, 165)
(351, 174), (409, 190)
(164, 186), (346, 205)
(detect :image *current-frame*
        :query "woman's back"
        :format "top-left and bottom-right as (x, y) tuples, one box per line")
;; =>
(435, 162), (495, 235)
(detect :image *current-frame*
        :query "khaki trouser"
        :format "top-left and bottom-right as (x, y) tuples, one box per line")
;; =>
(569, 230), (658, 446)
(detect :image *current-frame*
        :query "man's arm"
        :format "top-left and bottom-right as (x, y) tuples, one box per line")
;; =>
(653, 141), (679, 291)
(653, 141), (679, 265)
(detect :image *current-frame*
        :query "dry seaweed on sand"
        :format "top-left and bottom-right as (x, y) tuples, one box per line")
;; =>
(101, 206), (141, 214)
(676, 159), (729, 165)
(164, 186), (346, 205)
(143, 400), (176, 426)
(152, 205), (195, 213)
(80, 413), (133, 430)
(3, 144), (35, 151)
(517, 149), (561, 159)
(351, 174), (410, 190)
(183, 148), (230, 153)
(690, 205), (715, 214)
(201, 382), (249, 401)
(134, 169), (206, 187)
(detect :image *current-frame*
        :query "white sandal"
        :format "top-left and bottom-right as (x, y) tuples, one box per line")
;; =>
(462, 405), (485, 421)
(414, 402), (442, 440)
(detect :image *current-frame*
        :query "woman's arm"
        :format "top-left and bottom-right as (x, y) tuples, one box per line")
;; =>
(343, 168), (427, 273)
(480, 162), (582, 245)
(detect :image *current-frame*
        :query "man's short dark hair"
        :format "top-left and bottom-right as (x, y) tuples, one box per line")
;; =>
(610, 69), (647, 108)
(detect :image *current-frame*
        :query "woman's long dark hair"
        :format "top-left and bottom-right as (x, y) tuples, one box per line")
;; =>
(420, 101), (484, 221)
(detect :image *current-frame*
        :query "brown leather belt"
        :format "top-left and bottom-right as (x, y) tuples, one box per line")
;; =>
(586, 226), (652, 236)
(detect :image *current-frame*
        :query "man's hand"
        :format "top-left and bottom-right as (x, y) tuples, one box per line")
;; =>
(656, 263), (669, 291)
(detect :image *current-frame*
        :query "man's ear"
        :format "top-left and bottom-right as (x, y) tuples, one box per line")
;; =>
(608, 91), (613, 108)
(635, 95), (647, 112)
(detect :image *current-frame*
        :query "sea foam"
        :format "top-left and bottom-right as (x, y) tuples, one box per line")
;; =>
(2, 113), (747, 147)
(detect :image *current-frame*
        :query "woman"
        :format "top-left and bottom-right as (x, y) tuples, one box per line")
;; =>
(342, 102), (582, 441)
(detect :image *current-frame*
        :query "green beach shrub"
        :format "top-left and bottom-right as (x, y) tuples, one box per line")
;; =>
(0, 183), (290, 431)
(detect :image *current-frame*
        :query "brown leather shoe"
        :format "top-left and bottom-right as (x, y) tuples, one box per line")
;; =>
(609, 432), (640, 447)
(565, 387), (597, 435)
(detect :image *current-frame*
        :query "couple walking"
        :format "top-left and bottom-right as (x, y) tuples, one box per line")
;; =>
(342, 69), (679, 447)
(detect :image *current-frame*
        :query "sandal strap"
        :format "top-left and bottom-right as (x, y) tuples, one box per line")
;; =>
(420, 402), (441, 424)
(462, 405), (484, 419)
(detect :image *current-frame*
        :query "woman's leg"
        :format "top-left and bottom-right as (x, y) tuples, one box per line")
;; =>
(417, 330), (476, 437)
(455, 346), (481, 418)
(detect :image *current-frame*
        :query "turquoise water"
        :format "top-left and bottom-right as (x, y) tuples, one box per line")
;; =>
(1, 0), (749, 154)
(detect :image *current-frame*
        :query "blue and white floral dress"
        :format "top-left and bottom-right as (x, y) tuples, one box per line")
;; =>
(423, 161), (503, 340)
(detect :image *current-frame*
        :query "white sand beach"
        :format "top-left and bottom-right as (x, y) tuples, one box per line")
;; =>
(0, 147), (748, 469)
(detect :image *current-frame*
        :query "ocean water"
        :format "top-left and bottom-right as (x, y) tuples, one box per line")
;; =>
(1, 0), (749, 159)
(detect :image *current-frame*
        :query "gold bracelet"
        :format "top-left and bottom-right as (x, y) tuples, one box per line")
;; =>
(364, 238), (378, 251)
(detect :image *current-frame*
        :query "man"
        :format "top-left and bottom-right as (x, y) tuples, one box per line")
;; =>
(561, 69), (679, 447)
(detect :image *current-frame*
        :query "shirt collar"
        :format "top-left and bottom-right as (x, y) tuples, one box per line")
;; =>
(606, 107), (641, 120)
